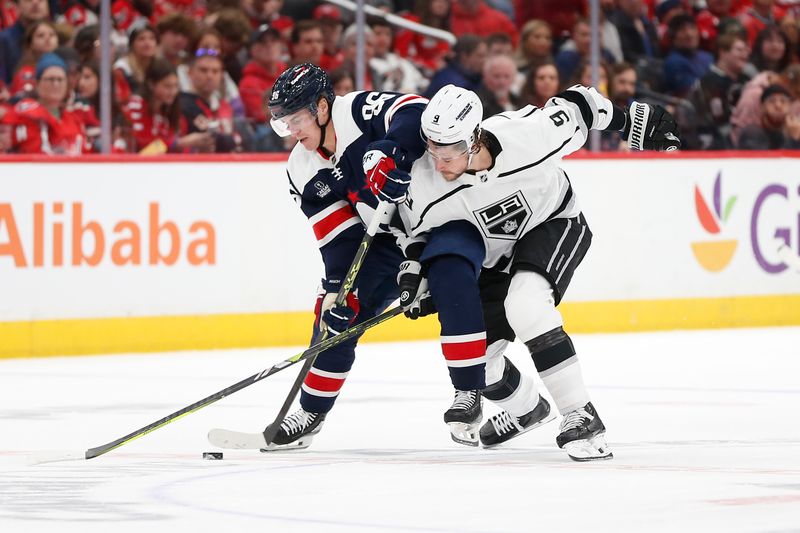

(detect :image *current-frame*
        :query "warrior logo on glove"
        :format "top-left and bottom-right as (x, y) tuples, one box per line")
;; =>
(625, 102), (681, 151)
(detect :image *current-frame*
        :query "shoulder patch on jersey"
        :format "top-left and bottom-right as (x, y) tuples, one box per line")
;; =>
(314, 180), (332, 198)
(472, 191), (532, 241)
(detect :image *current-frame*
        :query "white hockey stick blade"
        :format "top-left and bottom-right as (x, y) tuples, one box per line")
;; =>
(207, 428), (268, 450)
(27, 449), (85, 466)
(777, 245), (800, 272)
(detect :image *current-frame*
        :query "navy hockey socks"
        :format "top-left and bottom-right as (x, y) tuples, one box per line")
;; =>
(428, 255), (487, 390)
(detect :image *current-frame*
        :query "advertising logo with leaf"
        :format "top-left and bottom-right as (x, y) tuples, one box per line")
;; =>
(691, 172), (737, 272)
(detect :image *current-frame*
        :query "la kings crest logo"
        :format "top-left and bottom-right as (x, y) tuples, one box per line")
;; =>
(472, 191), (531, 241)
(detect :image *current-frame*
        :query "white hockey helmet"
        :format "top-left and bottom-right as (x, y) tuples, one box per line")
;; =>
(421, 84), (483, 163)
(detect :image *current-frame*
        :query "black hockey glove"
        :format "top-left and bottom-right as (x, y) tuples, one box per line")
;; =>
(623, 101), (681, 151)
(315, 291), (360, 336)
(397, 260), (436, 320)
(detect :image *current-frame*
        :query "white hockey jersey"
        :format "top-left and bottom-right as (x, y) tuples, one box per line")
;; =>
(399, 85), (615, 269)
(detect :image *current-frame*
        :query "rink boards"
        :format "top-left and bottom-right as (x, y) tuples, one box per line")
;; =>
(1, 152), (799, 357)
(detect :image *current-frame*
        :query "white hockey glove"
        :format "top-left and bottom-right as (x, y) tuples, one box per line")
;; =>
(624, 101), (681, 151)
(397, 260), (436, 320)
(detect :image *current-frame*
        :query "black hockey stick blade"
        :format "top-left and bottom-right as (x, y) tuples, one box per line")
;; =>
(28, 305), (404, 465)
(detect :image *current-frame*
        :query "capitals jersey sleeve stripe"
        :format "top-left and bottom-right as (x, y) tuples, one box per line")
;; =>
(309, 201), (361, 248)
(383, 94), (429, 132)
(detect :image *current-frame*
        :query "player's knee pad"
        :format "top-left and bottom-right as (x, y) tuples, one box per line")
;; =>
(525, 326), (576, 374)
(484, 339), (509, 386)
(504, 271), (563, 343)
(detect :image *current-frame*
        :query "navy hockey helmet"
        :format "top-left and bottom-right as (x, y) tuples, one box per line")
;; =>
(268, 63), (334, 123)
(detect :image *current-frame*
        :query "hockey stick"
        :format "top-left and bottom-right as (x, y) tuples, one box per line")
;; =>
(325, 0), (457, 45)
(259, 201), (395, 448)
(778, 244), (800, 272)
(28, 305), (405, 465)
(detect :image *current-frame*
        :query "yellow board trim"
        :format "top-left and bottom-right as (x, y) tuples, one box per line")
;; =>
(2, 294), (799, 359)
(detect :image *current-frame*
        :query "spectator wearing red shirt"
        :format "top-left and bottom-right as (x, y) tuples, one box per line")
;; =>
(739, 0), (785, 47)
(124, 57), (213, 153)
(314, 4), (344, 72)
(289, 19), (323, 67)
(696, 0), (735, 51)
(1, 0), (18, 30)
(395, 0), (451, 75)
(514, 0), (584, 41)
(450, 0), (519, 47)
(9, 19), (57, 97)
(239, 24), (284, 124)
(244, 0), (292, 39)
(113, 23), (158, 104)
(0, 53), (94, 154)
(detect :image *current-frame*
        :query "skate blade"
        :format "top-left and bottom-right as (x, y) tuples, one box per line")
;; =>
(448, 422), (480, 447)
(481, 412), (556, 449)
(259, 434), (315, 452)
(563, 434), (613, 462)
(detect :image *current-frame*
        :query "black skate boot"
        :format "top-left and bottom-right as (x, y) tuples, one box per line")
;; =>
(443, 390), (482, 447)
(260, 408), (326, 452)
(479, 395), (555, 448)
(556, 402), (612, 461)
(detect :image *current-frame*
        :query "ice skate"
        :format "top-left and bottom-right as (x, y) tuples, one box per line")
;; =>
(479, 395), (555, 448)
(556, 402), (612, 461)
(443, 390), (482, 446)
(260, 408), (326, 452)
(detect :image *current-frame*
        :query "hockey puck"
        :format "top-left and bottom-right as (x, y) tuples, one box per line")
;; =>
(202, 452), (223, 460)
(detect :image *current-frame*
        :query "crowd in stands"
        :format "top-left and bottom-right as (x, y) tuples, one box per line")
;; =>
(2, 0), (800, 154)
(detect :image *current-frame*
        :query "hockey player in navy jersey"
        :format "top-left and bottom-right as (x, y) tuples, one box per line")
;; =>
(396, 84), (680, 459)
(259, 63), (430, 450)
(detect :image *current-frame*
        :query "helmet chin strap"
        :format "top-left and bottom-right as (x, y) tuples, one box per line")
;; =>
(315, 101), (334, 156)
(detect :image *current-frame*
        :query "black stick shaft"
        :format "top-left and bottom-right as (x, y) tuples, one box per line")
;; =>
(84, 306), (403, 460)
(261, 203), (393, 443)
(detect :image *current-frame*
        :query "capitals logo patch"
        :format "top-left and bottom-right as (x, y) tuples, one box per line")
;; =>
(472, 191), (531, 241)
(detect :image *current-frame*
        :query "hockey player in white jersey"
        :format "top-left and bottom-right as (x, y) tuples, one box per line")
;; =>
(396, 84), (680, 460)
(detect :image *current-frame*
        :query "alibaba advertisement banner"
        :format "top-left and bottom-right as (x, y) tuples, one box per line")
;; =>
(0, 161), (321, 322)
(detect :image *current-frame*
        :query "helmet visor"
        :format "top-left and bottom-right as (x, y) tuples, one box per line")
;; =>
(269, 108), (316, 138)
(426, 140), (470, 163)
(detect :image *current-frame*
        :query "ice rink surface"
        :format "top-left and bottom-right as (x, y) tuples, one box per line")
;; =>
(1, 327), (799, 533)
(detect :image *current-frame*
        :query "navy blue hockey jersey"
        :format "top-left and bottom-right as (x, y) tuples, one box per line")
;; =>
(286, 91), (428, 284)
